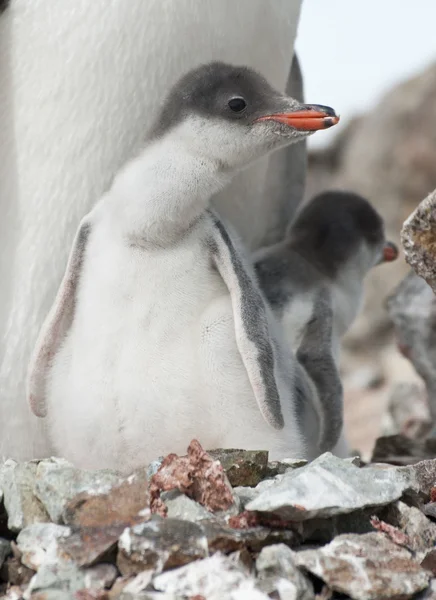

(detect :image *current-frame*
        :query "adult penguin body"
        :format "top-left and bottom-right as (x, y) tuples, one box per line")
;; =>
(0, 0), (304, 459)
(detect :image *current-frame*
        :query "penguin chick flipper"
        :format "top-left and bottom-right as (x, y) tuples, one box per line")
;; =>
(297, 289), (343, 453)
(27, 214), (94, 418)
(207, 210), (286, 431)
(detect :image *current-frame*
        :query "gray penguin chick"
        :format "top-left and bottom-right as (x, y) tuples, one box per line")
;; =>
(254, 190), (398, 457)
(27, 62), (339, 472)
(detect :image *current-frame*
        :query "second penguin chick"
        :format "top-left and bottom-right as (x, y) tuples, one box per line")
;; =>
(254, 190), (398, 456)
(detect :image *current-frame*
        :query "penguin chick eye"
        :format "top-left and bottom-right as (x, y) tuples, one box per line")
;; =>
(228, 97), (247, 113)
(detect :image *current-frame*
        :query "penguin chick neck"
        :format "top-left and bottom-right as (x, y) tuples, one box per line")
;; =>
(109, 131), (231, 246)
(107, 61), (340, 245)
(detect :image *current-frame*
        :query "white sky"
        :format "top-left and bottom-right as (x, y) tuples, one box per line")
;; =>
(296, 0), (436, 149)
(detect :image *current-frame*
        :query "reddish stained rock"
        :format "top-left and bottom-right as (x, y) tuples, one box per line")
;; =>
(431, 488), (436, 503)
(370, 515), (410, 547)
(58, 525), (123, 568)
(63, 471), (149, 528)
(228, 511), (260, 530)
(150, 439), (234, 516)
(57, 471), (150, 568)
(229, 510), (300, 532)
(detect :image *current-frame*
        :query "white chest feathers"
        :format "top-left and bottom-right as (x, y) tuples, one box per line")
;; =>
(42, 213), (304, 472)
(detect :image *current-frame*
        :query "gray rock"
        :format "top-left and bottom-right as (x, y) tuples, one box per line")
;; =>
(161, 490), (211, 522)
(23, 546), (117, 599)
(402, 188), (436, 294)
(401, 457), (436, 498)
(0, 538), (11, 568)
(34, 458), (122, 523)
(17, 522), (71, 570)
(83, 562), (118, 590)
(201, 518), (298, 554)
(234, 472), (290, 509)
(147, 458), (164, 480)
(207, 449), (269, 487)
(0, 459), (50, 531)
(372, 435), (436, 466)
(153, 552), (269, 600)
(246, 452), (414, 520)
(117, 517), (208, 576)
(294, 532), (430, 600)
(265, 459), (308, 478)
(386, 270), (436, 428)
(381, 382), (431, 438)
(255, 544), (314, 600)
(418, 579), (436, 599)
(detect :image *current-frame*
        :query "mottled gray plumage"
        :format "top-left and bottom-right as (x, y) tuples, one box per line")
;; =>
(255, 190), (393, 456)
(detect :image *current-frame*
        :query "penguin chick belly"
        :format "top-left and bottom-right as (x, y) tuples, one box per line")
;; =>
(46, 224), (292, 471)
(197, 294), (302, 461)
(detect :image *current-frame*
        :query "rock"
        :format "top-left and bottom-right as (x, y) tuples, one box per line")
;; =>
(386, 271), (436, 428)
(83, 563), (118, 590)
(294, 532), (430, 600)
(0, 556), (35, 587)
(62, 469), (149, 528)
(422, 551), (436, 577)
(381, 382), (431, 438)
(16, 523), (71, 570)
(402, 188), (436, 293)
(207, 449), (268, 487)
(153, 552), (266, 600)
(120, 570), (154, 596)
(58, 524), (124, 568)
(424, 503), (436, 520)
(0, 538), (11, 568)
(401, 457), (436, 498)
(201, 518), (297, 554)
(0, 459), (50, 532)
(150, 440), (236, 517)
(378, 501), (436, 561)
(162, 490), (211, 522)
(372, 435), (436, 466)
(264, 459), (308, 478)
(23, 552), (117, 599)
(246, 452), (413, 520)
(34, 458), (122, 524)
(117, 517), (208, 576)
(255, 544), (314, 600)
(418, 579), (436, 599)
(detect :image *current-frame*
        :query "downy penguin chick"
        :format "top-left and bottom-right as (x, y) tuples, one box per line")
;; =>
(27, 62), (339, 473)
(254, 190), (398, 458)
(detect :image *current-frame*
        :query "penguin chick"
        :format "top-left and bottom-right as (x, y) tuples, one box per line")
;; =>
(254, 190), (398, 457)
(27, 62), (339, 472)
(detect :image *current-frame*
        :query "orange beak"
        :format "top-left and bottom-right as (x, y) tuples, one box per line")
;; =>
(255, 104), (340, 131)
(382, 241), (398, 263)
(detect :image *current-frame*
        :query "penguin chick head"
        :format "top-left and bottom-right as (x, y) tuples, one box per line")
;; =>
(289, 190), (398, 281)
(149, 61), (339, 170)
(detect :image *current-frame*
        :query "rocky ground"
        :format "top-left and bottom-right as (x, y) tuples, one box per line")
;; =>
(2, 52), (436, 600)
(1, 438), (436, 600)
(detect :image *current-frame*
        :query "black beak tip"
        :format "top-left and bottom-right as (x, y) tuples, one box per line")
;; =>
(308, 104), (337, 118)
(323, 117), (338, 129)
